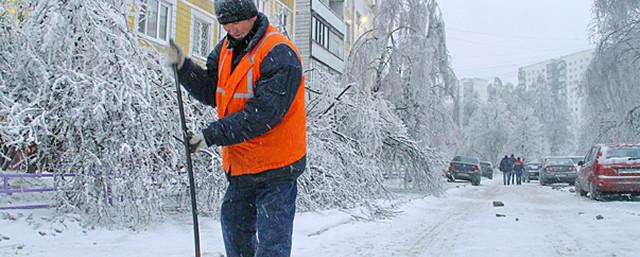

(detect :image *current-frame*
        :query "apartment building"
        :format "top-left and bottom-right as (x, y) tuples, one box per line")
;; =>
(517, 49), (594, 119)
(132, 0), (376, 89)
(294, 0), (374, 80)
(134, 0), (295, 64)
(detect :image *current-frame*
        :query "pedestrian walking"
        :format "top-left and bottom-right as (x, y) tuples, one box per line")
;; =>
(510, 154), (516, 185)
(514, 157), (525, 185)
(499, 155), (509, 185)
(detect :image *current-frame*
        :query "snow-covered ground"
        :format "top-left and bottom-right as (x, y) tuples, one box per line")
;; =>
(2, 178), (640, 257)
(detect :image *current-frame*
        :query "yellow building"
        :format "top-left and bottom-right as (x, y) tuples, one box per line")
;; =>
(134, 0), (295, 63)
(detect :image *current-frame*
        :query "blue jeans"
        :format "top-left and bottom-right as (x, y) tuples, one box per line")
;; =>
(221, 158), (304, 257)
(503, 171), (512, 185)
(515, 171), (523, 185)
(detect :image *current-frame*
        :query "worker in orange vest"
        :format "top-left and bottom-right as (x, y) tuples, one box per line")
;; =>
(167, 0), (306, 256)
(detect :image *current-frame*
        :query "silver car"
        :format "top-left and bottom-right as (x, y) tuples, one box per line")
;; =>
(540, 157), (578, 186)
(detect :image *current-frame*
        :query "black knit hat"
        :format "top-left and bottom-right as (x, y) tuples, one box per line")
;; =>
(214, 0), (258, 25)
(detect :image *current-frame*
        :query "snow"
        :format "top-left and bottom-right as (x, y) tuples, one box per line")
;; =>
(2, 178), (640, 257)
(600, 158), (640, 165)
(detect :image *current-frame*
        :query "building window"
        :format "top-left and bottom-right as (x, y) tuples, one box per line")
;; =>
(312, 16), (327, 47)
(191, 16), (212, 60)
(346, 19), (353, 46)
(273, 1), (292, 35)
(312, 15), (344, 59)
(255, 0), (270, 14)
(217, 23), (226, 42)
(137, 0), (171, 42)
(328, 30), (343, 59)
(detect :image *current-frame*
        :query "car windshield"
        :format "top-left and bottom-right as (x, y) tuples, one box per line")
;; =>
(527, 164), (540, 169)
(453, 156), (478, 163)
(545, 158), (574, 165)
(606, 146), (640, 159)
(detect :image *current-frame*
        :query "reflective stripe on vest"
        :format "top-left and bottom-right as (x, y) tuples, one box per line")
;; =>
(215, 32), (283, 99)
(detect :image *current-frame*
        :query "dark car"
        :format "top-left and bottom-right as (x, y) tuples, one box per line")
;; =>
(575, 144), (640, 200)
(525, 162), (542, 182)
(540, 157), (577, 186)
(480, 161), (494, 179)
(446, 156), (482, 186)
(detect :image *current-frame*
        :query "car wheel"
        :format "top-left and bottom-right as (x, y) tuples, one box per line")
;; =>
(540, 179), (546, 186)
(589, 181), (603, 201)
(575, 181), (587, 197)
(471, 177), (480, 186)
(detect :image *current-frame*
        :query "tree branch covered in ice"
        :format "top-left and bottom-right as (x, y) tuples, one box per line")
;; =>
(581, 0), (640, 146)
(0, 0), (223, 227)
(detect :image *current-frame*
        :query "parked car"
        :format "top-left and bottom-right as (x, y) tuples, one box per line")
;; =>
(525, 162), (542, 182)
(539, 157), (577, 186)
(575, 144), (640, 200)
(446, 156), (482, 186)
(479, 161), (494, 179)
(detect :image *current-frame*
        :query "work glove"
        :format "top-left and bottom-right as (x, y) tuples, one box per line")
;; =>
(188, 131), (207, 154)
(167, 39), (185, 70)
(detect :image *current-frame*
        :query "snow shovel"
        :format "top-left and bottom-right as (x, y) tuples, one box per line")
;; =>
(171, 62), (201, 257)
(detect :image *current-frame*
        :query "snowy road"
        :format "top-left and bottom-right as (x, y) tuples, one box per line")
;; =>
(2, 178), (640, 257)
(295, 178), (640, 257)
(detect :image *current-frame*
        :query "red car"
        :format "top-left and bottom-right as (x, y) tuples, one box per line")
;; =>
(575, 144), (640, 200)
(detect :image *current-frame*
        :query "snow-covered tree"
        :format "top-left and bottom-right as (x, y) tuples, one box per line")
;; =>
(580, 0), (640, 147)
(0, 0), (225, 227)
(462, 78), (549, 163)
(335, 0), (454, 192)
(367, 0), (458, 154)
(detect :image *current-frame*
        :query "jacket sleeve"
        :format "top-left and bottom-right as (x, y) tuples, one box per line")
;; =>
(201, 44), (303, 146)
(177, 40), (224, 107)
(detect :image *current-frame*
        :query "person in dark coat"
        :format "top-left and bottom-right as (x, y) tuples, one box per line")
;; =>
(167, 1), (305, 256)
(499, 155), (510, 185)
(510, 154), (516, 185)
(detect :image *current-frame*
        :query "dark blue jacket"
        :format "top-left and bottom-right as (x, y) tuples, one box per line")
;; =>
(499, 157), (508, 172)
(177, 13), (305, 171)
(500, 157), (514, 172)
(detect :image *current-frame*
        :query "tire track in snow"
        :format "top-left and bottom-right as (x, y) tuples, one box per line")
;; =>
(406, 183), (500, 257)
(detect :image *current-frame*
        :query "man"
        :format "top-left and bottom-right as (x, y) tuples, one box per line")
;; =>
(510, 154), (516, 185)
(166, 1), (306, 256)
(499, 155), (512, 186)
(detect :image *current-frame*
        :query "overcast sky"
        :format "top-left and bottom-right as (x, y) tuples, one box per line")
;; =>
(437, 0), (595, 84)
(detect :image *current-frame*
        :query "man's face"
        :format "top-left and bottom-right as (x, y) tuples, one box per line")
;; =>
(222, 16), (257, 39)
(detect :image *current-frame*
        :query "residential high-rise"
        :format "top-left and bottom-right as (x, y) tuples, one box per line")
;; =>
(517, 49), (594, 120)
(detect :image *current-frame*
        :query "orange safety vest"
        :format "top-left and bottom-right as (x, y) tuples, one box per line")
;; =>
(216, 25), (307, 176)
